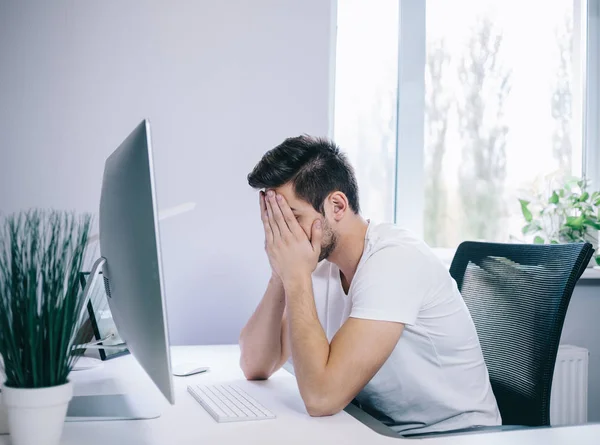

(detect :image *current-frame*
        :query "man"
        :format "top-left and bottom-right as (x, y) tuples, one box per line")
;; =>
(238, 135), (501, 435)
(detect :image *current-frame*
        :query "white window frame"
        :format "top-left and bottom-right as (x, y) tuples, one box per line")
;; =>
(393, 0), (600, 260)
(328, 0), (339, 141)
(394, 0), (426, 237)
(584, 0), (600, 184)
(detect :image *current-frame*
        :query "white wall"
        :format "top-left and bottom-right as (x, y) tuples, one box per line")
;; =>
(0, 0), (334, 344)
(561, 283), (600, 422)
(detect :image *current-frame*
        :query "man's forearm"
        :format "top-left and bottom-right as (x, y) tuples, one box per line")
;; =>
(239, 276), (286, 379)
(284, 275), (332, 412)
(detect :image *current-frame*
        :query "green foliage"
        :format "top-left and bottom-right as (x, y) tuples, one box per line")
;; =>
(519, 199), (533, 223)
(519, 178), (599, 263)
(0, 210), (92, 388)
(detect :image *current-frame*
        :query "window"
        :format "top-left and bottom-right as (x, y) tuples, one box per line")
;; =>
(333, 0), (399, 223)
(425, 0), (583, 248)
(334, 0), (598, 250)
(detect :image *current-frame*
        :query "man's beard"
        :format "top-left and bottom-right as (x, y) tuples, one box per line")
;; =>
(318, 220), (338, 262)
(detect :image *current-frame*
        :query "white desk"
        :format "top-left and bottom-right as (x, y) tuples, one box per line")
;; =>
(2, 345), (599, 445)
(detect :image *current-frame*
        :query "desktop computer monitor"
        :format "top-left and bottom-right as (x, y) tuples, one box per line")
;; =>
(99, 119), (174, 404)
(67, 120), (174, 420)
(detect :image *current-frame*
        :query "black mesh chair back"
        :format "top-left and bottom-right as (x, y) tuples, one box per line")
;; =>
(449, 242), (593, 427)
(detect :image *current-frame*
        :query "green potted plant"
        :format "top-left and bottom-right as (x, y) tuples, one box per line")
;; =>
(519, 178), (600, 267)
(0, 210), (92, 445)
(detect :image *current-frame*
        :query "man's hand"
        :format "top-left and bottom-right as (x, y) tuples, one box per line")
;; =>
(261, 190), (322, 286)
(238, 191), (292, 381)
(259, 191), (281, 282)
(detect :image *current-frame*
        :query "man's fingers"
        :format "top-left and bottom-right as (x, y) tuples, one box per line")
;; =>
(262, 211), (274, 245)
(266, 196), (281, 239)
(259, 191), (266, 215)
(267, 192), (289, 235)
(261, 194), (274, 245)
(276, 194), (305, 239)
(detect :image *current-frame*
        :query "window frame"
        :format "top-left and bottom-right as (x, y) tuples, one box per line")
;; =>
(584, 0), (600, 185)
(394, 0), (426, 237)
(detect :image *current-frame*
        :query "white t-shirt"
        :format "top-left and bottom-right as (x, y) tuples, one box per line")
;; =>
(309, 222), (501, 435)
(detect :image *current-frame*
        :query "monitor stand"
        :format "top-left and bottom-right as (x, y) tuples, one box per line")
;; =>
(67, 257), (161, 421)
(66, 394), (160, 421)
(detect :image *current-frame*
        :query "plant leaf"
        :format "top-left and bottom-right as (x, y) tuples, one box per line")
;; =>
(584, 219), (600, 230)
(522, 222), (542, 235)
(565, 177), (578, 190)
(566, 215), (585, 230)
(580, 191), (590, 202)
(534, 236), (545, 244)
(549, 191), (559, 204)
(519, 199), (533, 223)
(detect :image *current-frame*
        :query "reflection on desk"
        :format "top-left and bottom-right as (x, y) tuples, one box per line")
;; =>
(0, 345), (597, 445)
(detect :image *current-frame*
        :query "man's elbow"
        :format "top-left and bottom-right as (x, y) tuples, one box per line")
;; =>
(239, 358), (271, 381)
(238, 338), (272, 380)
(306, 404), (341, 418)
(242, 368), (270, 381)
(303, 393), (344, 417)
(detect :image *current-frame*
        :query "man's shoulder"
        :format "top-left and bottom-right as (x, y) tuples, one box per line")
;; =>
(355, 223), (455, 307)
(366, 223), (431, 260)
(360, 223), (448, 281)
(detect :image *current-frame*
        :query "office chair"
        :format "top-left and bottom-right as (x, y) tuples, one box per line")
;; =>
(449, 241), (594, 427)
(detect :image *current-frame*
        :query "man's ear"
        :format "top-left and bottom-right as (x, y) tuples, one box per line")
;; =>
(329, 192), (348, 222)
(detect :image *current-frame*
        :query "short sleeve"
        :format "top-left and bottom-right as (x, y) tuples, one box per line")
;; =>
(349, 245), (433, 326)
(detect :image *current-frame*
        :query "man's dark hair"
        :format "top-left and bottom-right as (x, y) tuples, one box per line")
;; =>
(247, 135), (360, 214)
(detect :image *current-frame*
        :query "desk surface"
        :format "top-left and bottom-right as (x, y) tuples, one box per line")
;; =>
(2, 345), (599, 445)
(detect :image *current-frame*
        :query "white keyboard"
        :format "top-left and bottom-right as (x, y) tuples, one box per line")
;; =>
(187, 383), (276, 423)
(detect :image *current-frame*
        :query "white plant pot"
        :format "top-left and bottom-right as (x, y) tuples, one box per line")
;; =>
(0, 366), (8, 435)
(1, 381), (73, 445)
